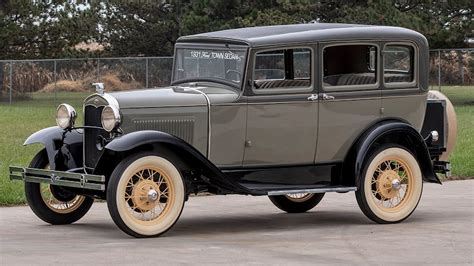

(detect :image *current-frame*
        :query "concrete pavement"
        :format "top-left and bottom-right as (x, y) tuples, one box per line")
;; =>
(1, 180), (473, 265)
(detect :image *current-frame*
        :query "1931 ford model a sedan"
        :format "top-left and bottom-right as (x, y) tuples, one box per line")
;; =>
(10, 23), (455, 237)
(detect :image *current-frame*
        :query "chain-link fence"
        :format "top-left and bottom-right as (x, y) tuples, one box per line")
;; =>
(429, 48), (473, 91)
(0, 57), (173, 105)
(0, 49), (472, 105)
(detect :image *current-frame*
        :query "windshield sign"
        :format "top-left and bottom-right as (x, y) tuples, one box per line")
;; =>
(174, 48), (246, 86)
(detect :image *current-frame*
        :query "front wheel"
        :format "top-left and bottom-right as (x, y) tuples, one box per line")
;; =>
(355, 145), (423, 223)
(25, 149), (94, 225)
(269, 193), (325, 213)
(107, 153), (186, 238)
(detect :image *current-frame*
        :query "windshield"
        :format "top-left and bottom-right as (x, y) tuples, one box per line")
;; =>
(173, 48), (247, 87)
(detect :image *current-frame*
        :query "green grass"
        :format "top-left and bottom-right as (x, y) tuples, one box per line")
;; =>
(0, 92), (88, 205)
(439, 86), (474, 178)
(0, 88), (473, 205)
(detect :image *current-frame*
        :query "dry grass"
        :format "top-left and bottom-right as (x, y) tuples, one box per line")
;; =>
(39, 73), (143, 93)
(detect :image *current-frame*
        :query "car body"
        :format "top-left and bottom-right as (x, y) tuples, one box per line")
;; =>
(10, 23), (454, 237)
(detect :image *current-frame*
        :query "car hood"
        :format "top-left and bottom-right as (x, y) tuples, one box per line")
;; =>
(109, 86), (240, 109)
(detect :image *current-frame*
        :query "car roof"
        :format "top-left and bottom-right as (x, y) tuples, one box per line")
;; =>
(177, 23), (428, 48)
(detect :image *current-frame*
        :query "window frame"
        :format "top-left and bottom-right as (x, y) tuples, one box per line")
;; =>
(382, 42), (418, 89)
(251, 46), (314, 95)
(321, 42), (381, 92)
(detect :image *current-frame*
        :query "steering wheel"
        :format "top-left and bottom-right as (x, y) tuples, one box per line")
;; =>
(226, 69), (242, 80)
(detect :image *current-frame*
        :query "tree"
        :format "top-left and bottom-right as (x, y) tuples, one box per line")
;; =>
(0, 0), (98, 60)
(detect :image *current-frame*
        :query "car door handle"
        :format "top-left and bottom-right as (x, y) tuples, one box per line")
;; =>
(307, 94), (318, 101)
(322, 93), (335, 101)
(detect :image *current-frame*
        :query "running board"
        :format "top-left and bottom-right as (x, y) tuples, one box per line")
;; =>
(267, 186), (357, 196)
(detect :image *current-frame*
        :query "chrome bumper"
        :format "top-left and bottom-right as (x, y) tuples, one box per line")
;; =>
(9, 166), (105, 191)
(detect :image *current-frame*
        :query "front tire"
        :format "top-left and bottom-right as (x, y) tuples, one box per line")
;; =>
(25, 149), (94, 225)
(107, 153), (186, 238)
(355, 145), (423, 223)
(269, 193), (325, 213)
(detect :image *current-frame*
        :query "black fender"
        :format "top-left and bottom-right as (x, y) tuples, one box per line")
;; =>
(24, 126), (83, 170)
(347, 121), (441, 185)
(100, 130), (251, 194)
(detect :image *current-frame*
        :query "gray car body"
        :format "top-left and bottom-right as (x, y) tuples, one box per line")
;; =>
(15, 23), (440, 198)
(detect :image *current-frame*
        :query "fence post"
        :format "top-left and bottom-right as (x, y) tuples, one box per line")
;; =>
(9, 61), (12, 105)
(145, 57), (149, 88)
(438, 50), (441, 92)
(459, 50), (464, 85)
(97, 58), (100, 82)
(54, 60), (57, 104)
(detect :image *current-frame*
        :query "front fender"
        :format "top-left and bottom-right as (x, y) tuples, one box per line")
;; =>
(103, 130), (251, 194)
(353, 122), (441, 185)
(24, 126), (83, 170)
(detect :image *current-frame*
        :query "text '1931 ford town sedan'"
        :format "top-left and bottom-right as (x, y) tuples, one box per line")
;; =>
(10, 23), (457, 237)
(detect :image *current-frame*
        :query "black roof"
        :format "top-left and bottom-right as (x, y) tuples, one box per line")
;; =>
(177, 23), (428, 48)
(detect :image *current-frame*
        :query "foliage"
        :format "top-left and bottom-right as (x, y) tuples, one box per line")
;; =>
(0, 0), (98, 59)
(0, 0), (472, 59)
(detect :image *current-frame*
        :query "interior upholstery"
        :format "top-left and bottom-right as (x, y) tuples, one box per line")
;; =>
(385, 73), (413, 83)
(255, 79), (310, 89)
(323, 73), (412, 86)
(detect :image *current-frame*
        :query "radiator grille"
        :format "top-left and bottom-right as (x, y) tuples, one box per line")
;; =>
(134, 119), (194, 143)
(84, 105), (107, 169)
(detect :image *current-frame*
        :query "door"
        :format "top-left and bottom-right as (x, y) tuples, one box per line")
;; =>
(243, 47), (318, 166)
(316, 43), (382, 162)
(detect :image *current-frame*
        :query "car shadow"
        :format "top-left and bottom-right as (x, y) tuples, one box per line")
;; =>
(167, 210), (371, 237)
(44, 209), (432, 239)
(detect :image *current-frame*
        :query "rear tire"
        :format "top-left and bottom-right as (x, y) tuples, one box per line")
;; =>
(355, 144), (423, 223)
(107, 152), (186, 238)
(25, 149), (94, 225)
(269, 193), (325, 213)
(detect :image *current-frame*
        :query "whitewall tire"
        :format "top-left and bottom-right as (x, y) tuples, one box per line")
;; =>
(355, 145), (423, 223)
(107, 153), (185, 237)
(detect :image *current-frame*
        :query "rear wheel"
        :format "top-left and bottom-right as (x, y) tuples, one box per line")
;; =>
(355, 145), (423, 223)
(269, 193), (325, 213)
(25, 149), (94, 225)
(107, 153), (186, 238)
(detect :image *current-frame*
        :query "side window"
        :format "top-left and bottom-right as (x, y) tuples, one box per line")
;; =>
(384, 45), (415, 84)
(323, 44), (378, 89)
(254, 48), (311, 90)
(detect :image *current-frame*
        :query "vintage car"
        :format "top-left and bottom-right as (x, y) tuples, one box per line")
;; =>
(10, 23), (456, 238)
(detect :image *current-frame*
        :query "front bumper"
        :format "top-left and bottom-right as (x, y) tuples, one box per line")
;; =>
(9, 166), (105, 191)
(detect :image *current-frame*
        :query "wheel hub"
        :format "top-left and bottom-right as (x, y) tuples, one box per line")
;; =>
(131, 180), (160, 212)
(147, 189), (159, 202)
(376, 170), (401, 199)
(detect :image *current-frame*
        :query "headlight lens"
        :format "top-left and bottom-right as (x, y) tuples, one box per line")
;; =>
(101, 105), (121, 132)
(56, 104), (76, 129)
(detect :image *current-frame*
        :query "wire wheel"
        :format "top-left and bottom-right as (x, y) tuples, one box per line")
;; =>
(285, 193), (313, 203)
(124, 167), (173, 223)
(40, 183), (86, 214)
(370, 158), (413, 212)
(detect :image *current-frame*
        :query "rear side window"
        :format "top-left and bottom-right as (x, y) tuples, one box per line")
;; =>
(384, 45), (415, 84)
(254, 48), (311, 90)
(323, 44), (378, 89)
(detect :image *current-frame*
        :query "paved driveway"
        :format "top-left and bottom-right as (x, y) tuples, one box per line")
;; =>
(1, 180), (473, 265)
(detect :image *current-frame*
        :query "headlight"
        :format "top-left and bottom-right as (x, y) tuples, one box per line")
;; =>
(56, 104), (76, 129)
(101, 105), (121, 132)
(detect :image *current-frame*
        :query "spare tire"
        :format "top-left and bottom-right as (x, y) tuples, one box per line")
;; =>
(427, 90), (457, 161)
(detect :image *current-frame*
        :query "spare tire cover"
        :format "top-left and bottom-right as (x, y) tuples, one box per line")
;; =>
(427, 90), (457, 161)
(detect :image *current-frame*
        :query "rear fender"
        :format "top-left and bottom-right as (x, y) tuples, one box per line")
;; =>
(24, 126), (83, 170)
(344, 121), (441, 186)
(97, 130), (251, 194)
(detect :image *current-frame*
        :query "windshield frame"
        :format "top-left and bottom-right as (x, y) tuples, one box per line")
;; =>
(171, 42), (249, 90)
